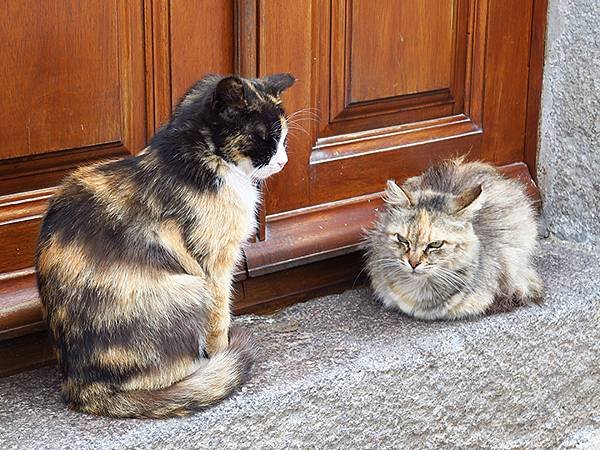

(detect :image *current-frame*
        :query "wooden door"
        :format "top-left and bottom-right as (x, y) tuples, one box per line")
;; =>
(0, 0), (547, 374)
(241, 0), (545, 289)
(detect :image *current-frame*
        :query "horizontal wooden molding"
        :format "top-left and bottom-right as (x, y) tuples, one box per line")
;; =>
(0, 144), (129, 197)
(0, 330), (56, 377)
(236, 252), (365, 315)
(0, 189), (53, 275)
(245, 192), (383, 277)
(333, 88), (456, 123)
(311, 114), (480, 164)
(0, 271), (44, 341)
(0, 188), (53, 226)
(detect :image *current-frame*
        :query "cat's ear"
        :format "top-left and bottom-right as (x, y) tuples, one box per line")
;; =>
(213, 76), (246, 114)
(263, 73), (296, 96)
(454, 185), (484, 216)
(385, 180), (413, 208)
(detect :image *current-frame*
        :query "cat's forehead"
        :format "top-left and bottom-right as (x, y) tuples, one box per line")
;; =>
(416, 193), (451, 212)
(384, 207), (464, 240)
(384, 207), (426, 234)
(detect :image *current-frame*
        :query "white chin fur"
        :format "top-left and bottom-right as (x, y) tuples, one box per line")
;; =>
(253, 163), (284, 179)
(234, 154), (286, 180)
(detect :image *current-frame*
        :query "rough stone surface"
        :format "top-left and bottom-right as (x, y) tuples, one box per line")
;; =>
(1, 238), (599, 449)
(538, 0), (600, 244)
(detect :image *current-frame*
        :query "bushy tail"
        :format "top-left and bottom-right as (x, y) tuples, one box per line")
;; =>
(77, 327), (256, 419)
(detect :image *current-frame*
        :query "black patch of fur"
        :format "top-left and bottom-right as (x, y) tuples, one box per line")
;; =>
(152, 74), (292, 175)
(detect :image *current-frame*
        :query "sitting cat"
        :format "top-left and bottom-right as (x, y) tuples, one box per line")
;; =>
(36, 73), (295, 418)
(364, 158), (543, 320)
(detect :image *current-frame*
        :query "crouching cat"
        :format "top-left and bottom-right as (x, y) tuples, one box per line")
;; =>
(364, 158), (543, 320)
(36, 73), (295, 418)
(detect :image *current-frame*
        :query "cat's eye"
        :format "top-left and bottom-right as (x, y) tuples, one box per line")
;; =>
(427, 240), (444, 250)
(396, 234), (409, 247)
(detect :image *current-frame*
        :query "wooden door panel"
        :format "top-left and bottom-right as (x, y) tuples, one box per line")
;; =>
(0, 0), (121, 159)
(327, 0), (469, 133)
(170, 1), (235, 106)
(0, 1), (147, 292)
(149, 0), (236, 130)
(0, 0), (146, 196)
(309, 0), (482, 204)
(349, 0), (456, 102)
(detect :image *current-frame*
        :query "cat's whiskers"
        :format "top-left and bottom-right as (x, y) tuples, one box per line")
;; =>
(285, 109), (320, 138)
(287, 107), (320, 120)
(287, 115), (318, 125)
(432, 271), (462, 291)
(432, 266), (474, 295)
(286, 123), (311, 137)
(351, 265), (370, 289)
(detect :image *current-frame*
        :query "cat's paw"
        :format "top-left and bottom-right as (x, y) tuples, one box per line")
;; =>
(512, 268), (544, 306)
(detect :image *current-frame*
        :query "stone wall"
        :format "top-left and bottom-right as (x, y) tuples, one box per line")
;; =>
(537, 0), (599, 243)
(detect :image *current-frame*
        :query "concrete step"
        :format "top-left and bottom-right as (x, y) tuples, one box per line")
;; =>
(1, 238), (599, 449)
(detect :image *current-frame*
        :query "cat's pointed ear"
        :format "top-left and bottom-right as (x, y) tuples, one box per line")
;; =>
(213, 76), (246, 114)
(385, 180), (413, 207)
(263, 73), (296, 96)
(454, 185), (484, 216)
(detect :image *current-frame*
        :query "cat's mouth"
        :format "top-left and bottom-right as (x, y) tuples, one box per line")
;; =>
(401, 266), (427, 277)
(406, 263), (431, 277)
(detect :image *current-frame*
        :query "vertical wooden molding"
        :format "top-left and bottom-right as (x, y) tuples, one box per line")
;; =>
(143, 0), (156, 139)
(330, 0), (347, 122)
(235, 0), (266, 241)
(450, 0), (470, 115)
(151, 0), (173, 130)
(524, 0), (548, 182)
(464, 0), (489, 129)
(118, 0), (148, 155)
(235, 0), (259, 77)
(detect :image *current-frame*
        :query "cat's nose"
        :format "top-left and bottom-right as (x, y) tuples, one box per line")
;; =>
(409, 259), (421, 269)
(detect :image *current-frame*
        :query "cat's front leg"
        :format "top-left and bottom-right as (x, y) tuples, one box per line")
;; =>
(204, 269), (235, 356)
(205, 289), (231, 356)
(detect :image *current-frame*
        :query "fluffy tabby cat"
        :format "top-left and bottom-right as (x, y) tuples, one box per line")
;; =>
(364, 158), (543, 320)
(35, 73), (295, 418)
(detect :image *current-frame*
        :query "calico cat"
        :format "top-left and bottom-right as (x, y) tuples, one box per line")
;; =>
(35, 73), (295, 418)
(364, 158), (543, 320)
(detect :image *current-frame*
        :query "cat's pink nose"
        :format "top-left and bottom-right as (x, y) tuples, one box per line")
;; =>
(409, 259), (421, 269)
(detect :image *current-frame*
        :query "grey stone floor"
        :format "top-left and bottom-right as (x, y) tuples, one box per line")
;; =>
(0, 237), (599, 449)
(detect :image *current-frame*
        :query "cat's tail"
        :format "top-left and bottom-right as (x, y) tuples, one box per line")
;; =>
(77, 327), (256, 419)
